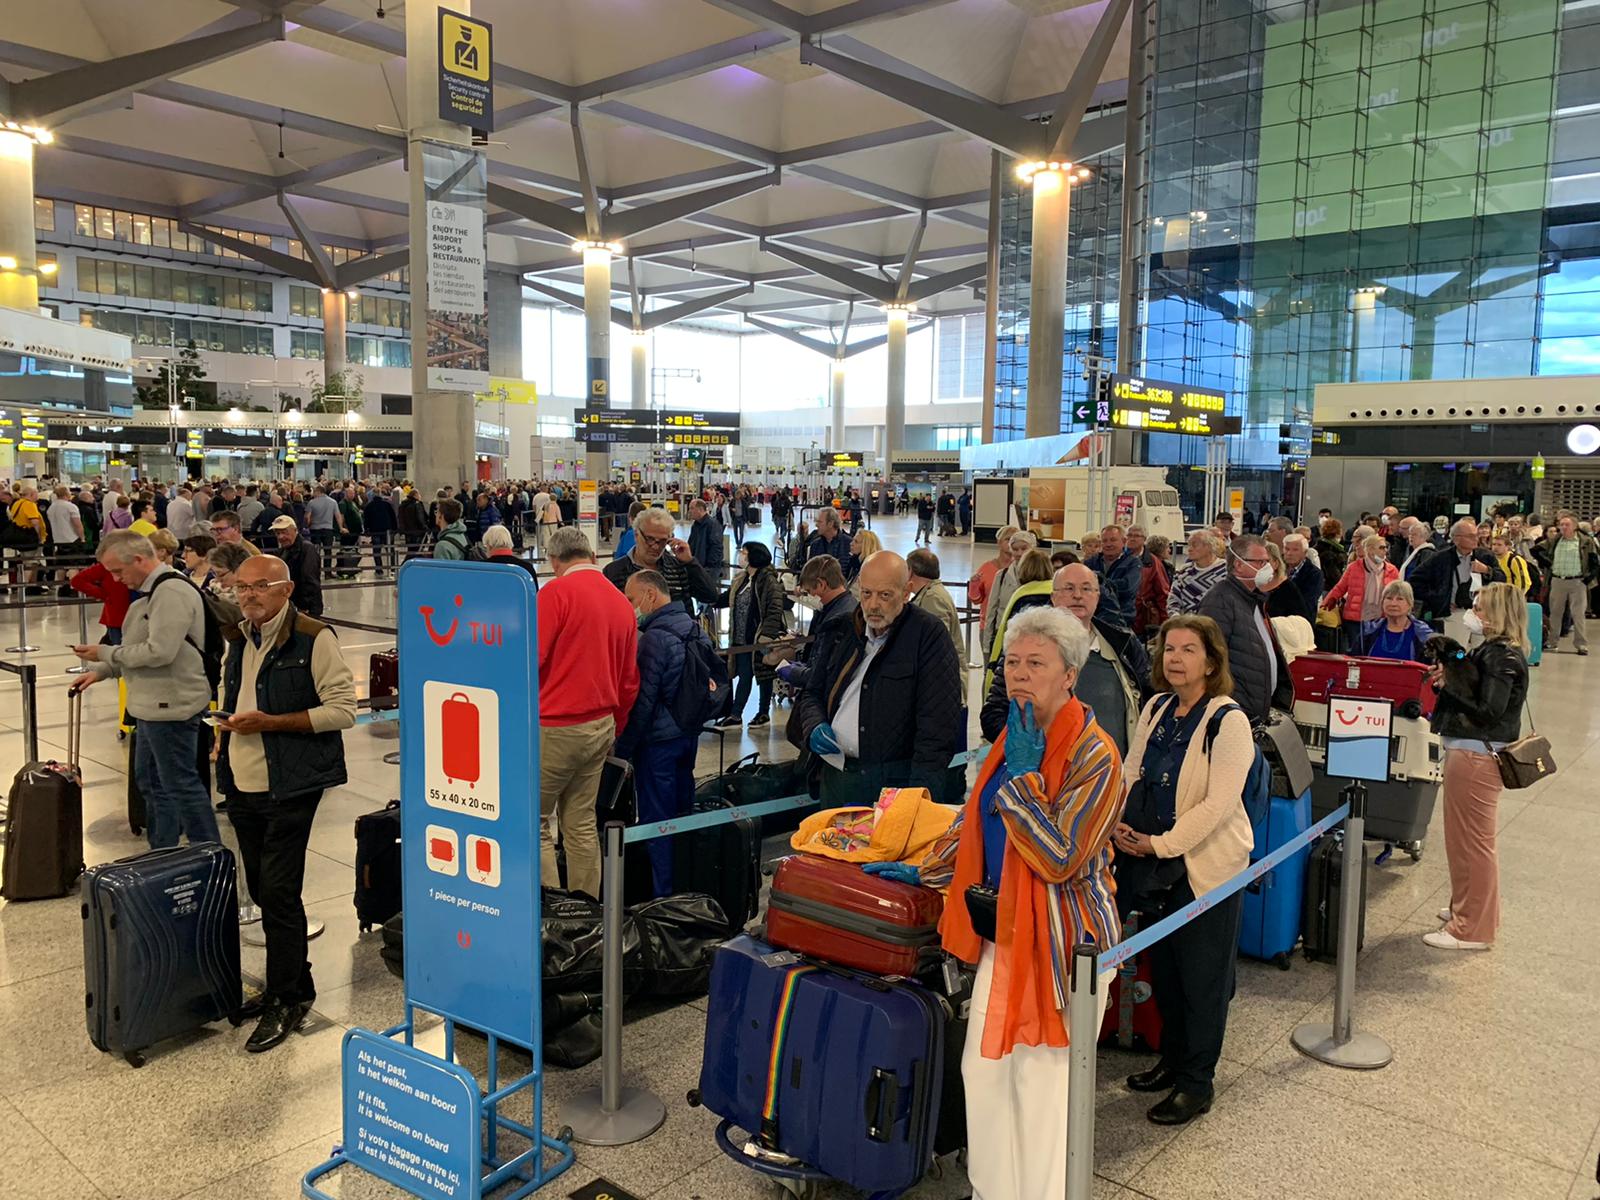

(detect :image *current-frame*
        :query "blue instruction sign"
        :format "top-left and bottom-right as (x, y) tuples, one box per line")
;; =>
(1326, 695), (1393, 783)
(399, 561), (541, 1049)
(343, 1030), (480, 1200)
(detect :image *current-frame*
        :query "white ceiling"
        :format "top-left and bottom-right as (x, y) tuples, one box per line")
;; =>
(4, 0), (1131, 332)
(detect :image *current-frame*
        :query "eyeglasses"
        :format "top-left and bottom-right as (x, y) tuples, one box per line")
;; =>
(233, 581), (289, 596)
(639, 533), (670, 547)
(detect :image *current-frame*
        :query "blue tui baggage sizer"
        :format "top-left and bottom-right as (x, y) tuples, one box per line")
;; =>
(1239, 789), (1314, 968)
(692, 934), (946, 1198)
(82, 843), (243, 1067)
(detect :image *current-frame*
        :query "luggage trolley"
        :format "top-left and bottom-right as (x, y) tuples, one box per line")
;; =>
(1291, 653), (1443, 863)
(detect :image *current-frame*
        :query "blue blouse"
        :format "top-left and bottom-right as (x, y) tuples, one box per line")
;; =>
(979, 766), (1012, 888)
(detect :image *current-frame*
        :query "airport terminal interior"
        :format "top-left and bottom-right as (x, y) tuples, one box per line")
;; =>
(2, 0), (1600, 1198)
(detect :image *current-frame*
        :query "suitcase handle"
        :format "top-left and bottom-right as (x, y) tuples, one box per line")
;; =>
(67, 689), (82, 767)
(864, 1067), (899, 1142)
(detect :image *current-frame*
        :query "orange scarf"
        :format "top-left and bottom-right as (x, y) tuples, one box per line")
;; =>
(940, 696), (1087, 1059)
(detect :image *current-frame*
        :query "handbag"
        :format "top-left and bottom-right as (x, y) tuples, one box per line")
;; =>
(1315, 607), (1341, 629)
(964, 884), (999, 942)
(1485, 702), (1555, 790)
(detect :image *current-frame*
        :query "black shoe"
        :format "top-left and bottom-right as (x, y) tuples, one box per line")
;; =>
(1126, 1064), (1177, 1093)
(714, 715), (742, 729)
(235, 992), (267, 1021)
(245, 999), (311, 1053)
(1580, 648), (1590, 656)
(1147, 1089), (1213, 1125)
(748, 713), (771, 728)
(215, 798), (229, 813)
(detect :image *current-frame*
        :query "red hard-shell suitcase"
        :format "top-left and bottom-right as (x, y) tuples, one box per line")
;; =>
(440, 691), (480, 786)
(1291, 652), (1436, 718)
(765, 854), (943, 977)
(1099, 914), (1161, 1052)
(368, 649), (399, 711)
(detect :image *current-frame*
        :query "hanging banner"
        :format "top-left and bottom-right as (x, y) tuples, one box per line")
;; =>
(423, 144), (490, 395)
(577, 479), (599, 551)
(399, 562), (539, 1048)
(437, 9), (494, 131)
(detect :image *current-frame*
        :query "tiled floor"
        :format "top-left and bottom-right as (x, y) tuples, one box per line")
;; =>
(1, 513), (1597, 1199)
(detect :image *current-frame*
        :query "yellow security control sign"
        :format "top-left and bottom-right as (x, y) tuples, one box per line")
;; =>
(438, 9), (494, 130)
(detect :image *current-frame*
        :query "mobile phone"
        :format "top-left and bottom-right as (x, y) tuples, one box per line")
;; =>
(203, 711), (234, 726)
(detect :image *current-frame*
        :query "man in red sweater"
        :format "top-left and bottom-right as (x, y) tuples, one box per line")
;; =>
(536, 526), (640, 898)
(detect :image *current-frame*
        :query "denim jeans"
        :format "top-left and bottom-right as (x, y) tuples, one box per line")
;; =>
(634, 735), (698, 896)
(135, 714), (220, 849)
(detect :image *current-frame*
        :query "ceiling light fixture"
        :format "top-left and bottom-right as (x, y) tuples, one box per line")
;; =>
(1015, 159), (1078, 185)
(0, 120), (51, 145)
(572, 238), (624, 255)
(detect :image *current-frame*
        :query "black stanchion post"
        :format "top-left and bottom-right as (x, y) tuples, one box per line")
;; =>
(19, 662), (38, 764)
(66, 601), (92, 676)
(1291, 782), (1393, 1070)
(566, 821), (666, 1146)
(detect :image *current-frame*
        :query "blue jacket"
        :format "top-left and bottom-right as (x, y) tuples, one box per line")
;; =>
(616, 602), (702, 757)
(688, 515), (724, 574)
(804, 528), (856, 578)
(1087, 549), (1144, 627)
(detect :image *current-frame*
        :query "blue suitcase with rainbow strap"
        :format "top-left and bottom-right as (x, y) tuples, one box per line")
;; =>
(693, 934), (947, 1197)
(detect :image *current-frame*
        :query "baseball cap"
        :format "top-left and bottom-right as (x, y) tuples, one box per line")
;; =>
(269, 515), (298, 532)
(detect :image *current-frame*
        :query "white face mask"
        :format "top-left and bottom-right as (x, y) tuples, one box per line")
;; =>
(1230, 546), (1273, 589)
(1462, 611), (1484, 636)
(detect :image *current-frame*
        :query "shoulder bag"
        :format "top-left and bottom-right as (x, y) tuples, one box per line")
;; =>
(1486, 700), (1554, 790)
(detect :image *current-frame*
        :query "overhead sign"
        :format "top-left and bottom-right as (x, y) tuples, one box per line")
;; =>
(578, 407), (741, 448)
(423, 145), (490, 394)
(437, 9), (494, 131)
(1326, 695), (1393, 783)
(660, 410), (740, 431)
(399, 561), (539, 1048)
(342, 1030), (479, 1199)
(185, 429), (204, 460)
(1070, 378), (1114, 426)
(1107, 373), (1240, 437)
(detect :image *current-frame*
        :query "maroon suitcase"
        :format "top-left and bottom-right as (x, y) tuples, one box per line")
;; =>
(1291, 652), (1436, 718)
(765, 854), (943, 977)
(368, 649), (398, 711)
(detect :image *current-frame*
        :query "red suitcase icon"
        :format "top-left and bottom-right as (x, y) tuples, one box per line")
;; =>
(441, 692), (480, 787)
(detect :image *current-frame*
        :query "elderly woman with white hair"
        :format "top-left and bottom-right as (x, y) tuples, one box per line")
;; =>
(1169, 528), (1228, 616)
(1358, 579), (1431, 661)
(868, 605), (1125, 1198)
(482, 523), (538, 586)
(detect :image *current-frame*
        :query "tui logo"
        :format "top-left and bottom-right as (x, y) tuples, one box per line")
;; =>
(420, 595), (463, 646)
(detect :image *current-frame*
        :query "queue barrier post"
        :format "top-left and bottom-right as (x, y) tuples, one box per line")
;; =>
(1291, 782), (1394, 1070)
(6, 555), (39, 655)
(66, 600), (92, 675)
(564, 821), (668, 1146)
(1065, 942), (1100, 1200)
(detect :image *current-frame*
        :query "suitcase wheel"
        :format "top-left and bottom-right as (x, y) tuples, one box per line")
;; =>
(124, 1050), (146, 1069)
(685, 1088), (701, 1108)
(130, 825), (142, 837)
(1271, 952), (1292, 972)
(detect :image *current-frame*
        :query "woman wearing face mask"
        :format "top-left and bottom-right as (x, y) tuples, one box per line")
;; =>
(869, 606), (1125, 1198)
(1320, 533), (1400, 654)
(716, 541), (786, 729)
(1112, 615), (1253, 1125)
(1424, 583), (1530, 951)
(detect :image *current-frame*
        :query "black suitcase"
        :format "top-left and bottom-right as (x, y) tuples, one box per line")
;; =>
(354, 800), (402, 932)
(2, 691), (84, 901)
(1302, 832), (1367, 963)
(82, 843), (242, 1066)
(127, 721), (213, 839)
(380, 912), (404, 980)
(673, 796), (760, 936)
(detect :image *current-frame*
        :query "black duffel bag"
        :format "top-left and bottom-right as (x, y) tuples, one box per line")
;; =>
(631, 892), (727, 998)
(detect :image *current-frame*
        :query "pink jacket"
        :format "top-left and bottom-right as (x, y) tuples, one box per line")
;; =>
(1323, 557), (1399, 622)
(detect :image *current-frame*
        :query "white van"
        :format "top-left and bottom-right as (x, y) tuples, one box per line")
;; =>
(1017, 465), (1187, 546)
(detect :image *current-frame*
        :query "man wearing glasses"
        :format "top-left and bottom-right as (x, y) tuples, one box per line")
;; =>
(209, 510), (262, 557)
(214, 555), (356, 1052)
(603, 507), (718, 614)
(1198, 533), (1295, 723)
(980, 563), (1149, 752)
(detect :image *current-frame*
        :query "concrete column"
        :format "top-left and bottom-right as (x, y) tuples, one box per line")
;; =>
(320, 289), (348, 388)
(406, 0), (477, 497)
(981, 149), (1001, 445)
(487, 268), (523, 377)
(1025, 167), (1071, 439)
(631, 333), (648, 411)
(830, 359), (846, 452)
(884, 305), (909, 466)
(0, 130), (41, 312)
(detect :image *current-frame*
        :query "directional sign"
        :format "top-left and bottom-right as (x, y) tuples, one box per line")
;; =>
(1107, 373), (1240, 437)
(1327, 695), (1393, 783)
(399, 561), (539, 1048)
(438, 9), (494, 130)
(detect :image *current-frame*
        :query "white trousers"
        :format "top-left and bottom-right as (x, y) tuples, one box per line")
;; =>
(962, 944), (1114, 1200)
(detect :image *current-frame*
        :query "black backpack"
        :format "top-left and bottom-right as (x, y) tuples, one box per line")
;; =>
(669, 624), (732, 733)
(146, 571), (238, 692)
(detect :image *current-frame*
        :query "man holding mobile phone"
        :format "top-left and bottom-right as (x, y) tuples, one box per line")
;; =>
(213, 554), (356, 1052)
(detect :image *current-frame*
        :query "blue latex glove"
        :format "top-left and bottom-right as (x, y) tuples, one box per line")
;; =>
(863, 861), (921, 886)
(808, 722), (841, 756)
(1005, 700), (1046, 776)
(775, 662), (798, 684)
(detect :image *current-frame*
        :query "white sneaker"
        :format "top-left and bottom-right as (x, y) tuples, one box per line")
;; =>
(1423, 929), (1490, 951)
(1436, 907), (1453, 923)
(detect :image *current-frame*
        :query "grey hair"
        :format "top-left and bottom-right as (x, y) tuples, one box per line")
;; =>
(1007, 530), (1037, 552)
(548, 526), (596, 563)
(1449, 518), (1477, 538)
(1381, 580), (1414, 606)
(1002, 605), (1091, 672)
(1284, 533), (1308, 550)
(1188, 528), (1225, 555)
(482, 524), (513, 551)
(635, 507), (674, 536)
(1268, 516), (1294, 533)
(97, 530), (155, 563)
(207, 542), (252, 574)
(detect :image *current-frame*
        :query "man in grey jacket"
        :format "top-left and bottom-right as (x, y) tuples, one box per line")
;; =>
(71, 530), (218, 848)
(1198, 534), (1294, 724)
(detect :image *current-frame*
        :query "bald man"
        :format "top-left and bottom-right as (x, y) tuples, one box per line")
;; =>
(795, 551), (962, 804)
(216, 553), (356, 1053)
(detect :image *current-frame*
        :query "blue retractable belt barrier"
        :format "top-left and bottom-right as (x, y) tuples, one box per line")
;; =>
(622, 793), (819, 844)
(1098, 801), (1350, 972)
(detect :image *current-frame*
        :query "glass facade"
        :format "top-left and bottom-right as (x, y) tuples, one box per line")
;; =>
(997, 0), (1600, 509)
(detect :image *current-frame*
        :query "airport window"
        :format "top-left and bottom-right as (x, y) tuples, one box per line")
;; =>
(33, 198), (52, 232)
(934, 424), (979, 451)
(73, 255), (272, 313)
(79, 308), (275, 355)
